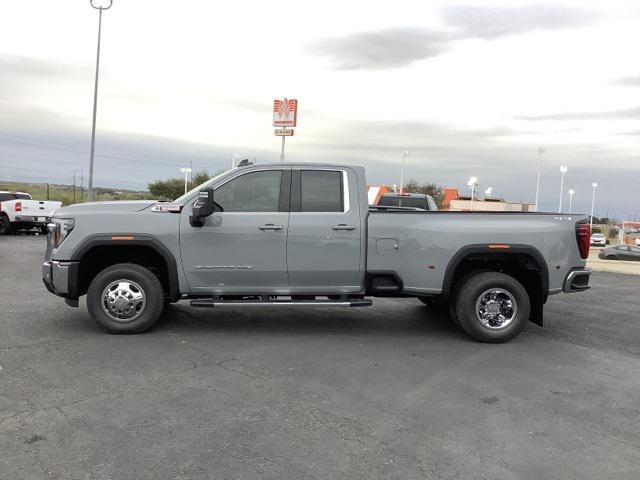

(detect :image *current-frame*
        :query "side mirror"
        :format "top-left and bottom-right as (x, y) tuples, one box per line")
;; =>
(189, 188), (215, 227)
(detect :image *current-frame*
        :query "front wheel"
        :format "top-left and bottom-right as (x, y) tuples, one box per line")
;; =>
(87, 263), (165, 333)
(605, 255), (617, 260)
(454, 272), (530, 343)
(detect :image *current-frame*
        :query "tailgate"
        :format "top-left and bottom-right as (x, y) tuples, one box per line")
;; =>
(20, 200), (62, 216)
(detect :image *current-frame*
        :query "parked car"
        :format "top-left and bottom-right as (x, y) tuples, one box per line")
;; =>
(376, 192), (438, 210)
(598, 245), (640, 261)
(0, 191), (62, 235)
(590, 233), (607, 246)
(635, 237), (640, 246)
(42, 163), (592, 343)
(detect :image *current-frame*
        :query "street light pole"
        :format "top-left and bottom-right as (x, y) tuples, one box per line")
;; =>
(467, 176), (478, 211)
(87, 0), (113, 203)
(590, 182), (598, 231)
(400, 150), (409, 194)
(180, 168), (192, 194)
(558, 165), (568, 213)
(534, 146), (545, 212)
(568, 189), (575, 214)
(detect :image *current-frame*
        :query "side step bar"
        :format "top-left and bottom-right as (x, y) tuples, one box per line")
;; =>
(190, 298), (372, 308)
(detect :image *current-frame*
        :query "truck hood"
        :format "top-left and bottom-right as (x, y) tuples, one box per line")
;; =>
(53, 200), (158, 216)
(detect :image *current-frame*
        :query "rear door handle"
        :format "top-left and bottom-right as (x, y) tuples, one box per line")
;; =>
(259, 224), (283, 231)
(332, 224), (356, 231)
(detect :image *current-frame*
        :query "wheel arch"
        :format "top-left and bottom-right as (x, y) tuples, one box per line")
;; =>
(442, 244), (549, 326)
(71, 234), (180, 301)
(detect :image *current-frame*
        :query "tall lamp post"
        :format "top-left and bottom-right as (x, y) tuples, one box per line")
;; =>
(590, 182), (598, 231)
(568, 189), (575, 214)
(534, 146), (546, 211)
(399, 150), (409, 194)
(87, 0), (113, 202)
(180, 167), (192, 194)
(467, 176), (478, 211)
(558, 164), (568, 212)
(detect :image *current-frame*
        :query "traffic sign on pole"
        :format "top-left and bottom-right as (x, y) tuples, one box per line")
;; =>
(274, 128), (294, 136)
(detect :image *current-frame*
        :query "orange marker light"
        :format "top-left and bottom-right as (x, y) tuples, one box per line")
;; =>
(488, 244), (510, 249)
(112, 236), (134, 241)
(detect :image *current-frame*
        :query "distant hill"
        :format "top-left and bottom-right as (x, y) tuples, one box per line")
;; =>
(0, 180), (154, 206)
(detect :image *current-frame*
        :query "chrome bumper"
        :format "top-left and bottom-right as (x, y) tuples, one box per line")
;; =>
(563, 268), (591, 293)
(42, 260), (76, 296)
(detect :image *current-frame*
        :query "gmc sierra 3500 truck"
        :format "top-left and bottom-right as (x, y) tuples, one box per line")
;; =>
(42, 163), (592, 342)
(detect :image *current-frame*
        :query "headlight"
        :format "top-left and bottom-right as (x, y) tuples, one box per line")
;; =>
(50, 218), (75, 248)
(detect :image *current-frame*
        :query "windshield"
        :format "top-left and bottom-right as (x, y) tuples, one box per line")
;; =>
(172, 169), (231, 204)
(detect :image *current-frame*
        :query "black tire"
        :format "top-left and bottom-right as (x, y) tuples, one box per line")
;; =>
(0, 216), (13, 235)
(87, 263), (164, 334)
(606, 255), (617, 260)
(455, 271), (530, 343)
(40, 226), (48, 235)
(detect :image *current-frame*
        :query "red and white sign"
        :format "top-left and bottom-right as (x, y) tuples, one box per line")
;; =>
(273, 98), (298, 127)
(274, 128), (294, 136)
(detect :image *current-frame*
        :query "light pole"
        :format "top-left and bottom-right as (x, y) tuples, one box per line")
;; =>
(180, 167), (192, 194)
(399, 151), (409, 194)
(467, 176), (478, 211)
(231, 152), (239, 169)
(568, 189), (575, 214)
(590, 182), (598, 231)
(534, 146), (546, 212)
(558, 165), (568, 212)
(87, 0), (113, 202)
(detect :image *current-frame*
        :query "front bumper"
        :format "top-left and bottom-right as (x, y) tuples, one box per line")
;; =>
(563, 268), (591, 293)
(42, 260), (79, 298)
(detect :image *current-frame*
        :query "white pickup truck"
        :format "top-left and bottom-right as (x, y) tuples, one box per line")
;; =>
(0, 191), (62, 235)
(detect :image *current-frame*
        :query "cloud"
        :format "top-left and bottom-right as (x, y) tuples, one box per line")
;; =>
(307, 6), (598, 70)
(441, 5), (598, 40)
(516, 106), (640, 121)
(306, 29), (452, 70)
(610, 76), (640, 86)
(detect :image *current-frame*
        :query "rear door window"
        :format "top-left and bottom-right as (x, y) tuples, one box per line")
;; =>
(300, 170), (343, 212)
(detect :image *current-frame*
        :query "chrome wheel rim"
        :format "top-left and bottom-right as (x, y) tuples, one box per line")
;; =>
(101, 279), (146, 322)
(475, 288), (517, 330)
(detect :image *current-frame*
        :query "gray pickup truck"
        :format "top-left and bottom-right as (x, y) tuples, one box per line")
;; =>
(42, 163), (592, 342)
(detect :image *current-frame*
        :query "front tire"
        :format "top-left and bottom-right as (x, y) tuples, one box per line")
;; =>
(455, 272), (530, 343)
(87, 263), (164, 334)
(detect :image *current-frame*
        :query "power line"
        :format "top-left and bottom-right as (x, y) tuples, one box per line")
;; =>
(0, 132), (218, 171)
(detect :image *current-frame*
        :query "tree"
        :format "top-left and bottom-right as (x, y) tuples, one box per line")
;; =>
(401, 179), (445, 208)
(148, 170), (214, 200)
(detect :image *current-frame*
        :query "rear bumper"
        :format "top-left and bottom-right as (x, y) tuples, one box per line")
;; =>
(42, 260), (79, 298)
(563, 268), (591, 293)
(15, 215), (51, 226)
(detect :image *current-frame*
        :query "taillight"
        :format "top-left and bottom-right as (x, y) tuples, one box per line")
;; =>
(15, 201), (22, 212)
(576, 223), (590, 259)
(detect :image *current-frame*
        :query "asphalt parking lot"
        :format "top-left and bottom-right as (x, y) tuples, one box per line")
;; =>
(2, 236), (640, 480)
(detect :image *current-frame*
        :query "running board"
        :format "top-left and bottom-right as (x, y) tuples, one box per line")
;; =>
(190, 299), (372, 308)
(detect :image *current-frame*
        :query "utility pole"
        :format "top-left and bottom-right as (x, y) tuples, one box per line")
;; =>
(73, 170), (77, 204)
(80, 170), (84, 202)
(534, 146), (546, 212)
(87, 0), (113, 202)
(400, 151), (409, 194)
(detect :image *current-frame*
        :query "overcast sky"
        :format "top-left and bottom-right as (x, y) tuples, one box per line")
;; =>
(0, 0), (639, 218)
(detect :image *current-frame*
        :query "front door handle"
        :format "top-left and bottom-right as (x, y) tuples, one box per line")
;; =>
(259, 224), (283, 231)
(332, 224), (356, 231)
